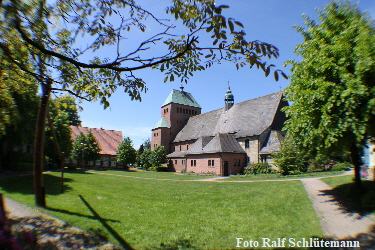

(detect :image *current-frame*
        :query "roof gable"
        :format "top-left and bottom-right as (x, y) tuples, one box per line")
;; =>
(187, 134), (246, 154)
(162, 89), (201, 108)
(174, 91), (286, 142)
(259, 130), (285, 154)
(70, 126), (122, 155)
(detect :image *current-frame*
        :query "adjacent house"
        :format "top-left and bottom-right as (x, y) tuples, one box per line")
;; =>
(151, 86), (288, 175)
(69, 126), (123, 168)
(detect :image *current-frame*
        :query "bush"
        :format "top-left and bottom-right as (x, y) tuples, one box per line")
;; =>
(157, 166), (168, 172)
(244, 163), (273, 175)
(149, 165), (168, 172)
(330, 162), (351, 171)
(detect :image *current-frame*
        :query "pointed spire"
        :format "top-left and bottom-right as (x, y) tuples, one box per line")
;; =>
(180, 84), (184, 92)
(224, 81), (234, 111)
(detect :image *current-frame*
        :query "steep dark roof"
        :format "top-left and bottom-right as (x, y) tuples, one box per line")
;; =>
(173, 91), (286, 142)
(70, 126), (122, 155)
(259, 130), (285, 154)
(187, 134), (246, 154)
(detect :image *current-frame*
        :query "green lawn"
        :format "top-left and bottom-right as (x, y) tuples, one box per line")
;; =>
(228, 170), (346, 181)
(89, 170), (217, 180)
(0, 170), (323, 249)
(321, 174), (375, 215)
(320, 174), (354, 188)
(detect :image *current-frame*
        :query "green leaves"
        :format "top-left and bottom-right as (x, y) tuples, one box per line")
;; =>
(117, 137), (137, 168)
(284, 1), (375, 159)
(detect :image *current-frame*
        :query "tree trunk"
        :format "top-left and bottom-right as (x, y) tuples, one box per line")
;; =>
(350, 142), (363, 191)
(33, 80), (51, 207)
(47, 110), (65, 193)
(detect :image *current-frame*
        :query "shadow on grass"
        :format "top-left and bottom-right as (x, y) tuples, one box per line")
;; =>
(78, 195), (133, 250)
(319, 180), (375, 218)
(0, 173), (74, 195)
(47, 195), (131, 249)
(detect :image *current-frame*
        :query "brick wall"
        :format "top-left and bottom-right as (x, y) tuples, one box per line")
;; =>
(163, 103), (201, 143)
(151, 127), (170, 151)
(186, 153), (246, 176)
(168, 158), (186, 172)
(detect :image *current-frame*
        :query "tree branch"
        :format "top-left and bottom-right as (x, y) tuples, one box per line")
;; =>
(16, 24), (198, 72)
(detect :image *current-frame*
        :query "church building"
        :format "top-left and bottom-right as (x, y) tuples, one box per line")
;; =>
(151, 86), (288, 176)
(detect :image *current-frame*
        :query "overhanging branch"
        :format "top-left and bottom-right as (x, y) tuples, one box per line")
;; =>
(16, 25), (197, 72)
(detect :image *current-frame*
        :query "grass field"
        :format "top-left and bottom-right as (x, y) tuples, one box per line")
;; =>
(89, 170), (217, 180)
(0, 170), (323, 249)
(227, 170), (346, 181)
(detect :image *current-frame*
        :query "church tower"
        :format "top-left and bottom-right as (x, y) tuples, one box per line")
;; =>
(151, 86), (201, 152)
(224, 85), (234, 111)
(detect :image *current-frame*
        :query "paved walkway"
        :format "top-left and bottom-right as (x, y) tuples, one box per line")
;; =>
(301, 177), (375, 239)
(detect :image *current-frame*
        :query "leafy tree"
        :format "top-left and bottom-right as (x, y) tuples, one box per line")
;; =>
(140, 149), (152, 170)
(272, 135), (308, 175)
(150, 146), (167, 170)
(45, 96), (81, 166)
(143, 138), (151, 151)
(71, 131), (101, 167)
(117, 137), (137, 170)
(85, 131), (101, 165)
(0, 0), (285, 206)
(71, 133), (87, 166)
(283, 1), (375, 188)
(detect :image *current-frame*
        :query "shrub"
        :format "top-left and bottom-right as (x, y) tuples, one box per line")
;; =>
(245, 163), (273, 175)
(330, 162), (351, 171)
(157, 166), (168, 172)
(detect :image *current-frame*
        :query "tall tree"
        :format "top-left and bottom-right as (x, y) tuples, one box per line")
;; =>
(45, 95), (81, 165)
(117, 137), (137, 170)
(283, 1), (375, 188)
(0, 0), (285, 207)
(150, 146), (167, 170)
(71, 131), (101, 167)
(85, 131), (101, 166)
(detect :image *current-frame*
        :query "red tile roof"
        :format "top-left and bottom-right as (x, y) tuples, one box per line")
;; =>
(70, 126), (123, 155)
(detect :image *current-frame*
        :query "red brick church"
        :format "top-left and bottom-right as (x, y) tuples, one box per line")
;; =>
(151, 86), (288, 176)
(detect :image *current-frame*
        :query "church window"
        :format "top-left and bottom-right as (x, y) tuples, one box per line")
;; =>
(177, 107), (179, 113)
(208, 160), (214, 166)
(189, 110), (191, 115)
(247, 157), (250, 163)
(191, 160), (196, 166)
(245, 139), (250, 148)
(186, 145), (189, 150)
(175, 160), (177, 164)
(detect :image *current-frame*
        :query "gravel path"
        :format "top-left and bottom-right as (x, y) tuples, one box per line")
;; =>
(301, 177), (375, 239)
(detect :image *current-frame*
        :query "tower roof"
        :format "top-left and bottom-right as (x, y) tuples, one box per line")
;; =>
(153, 116), (170, 130)
(225, 87), (234, 101)
(162, 89), (201, 108)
